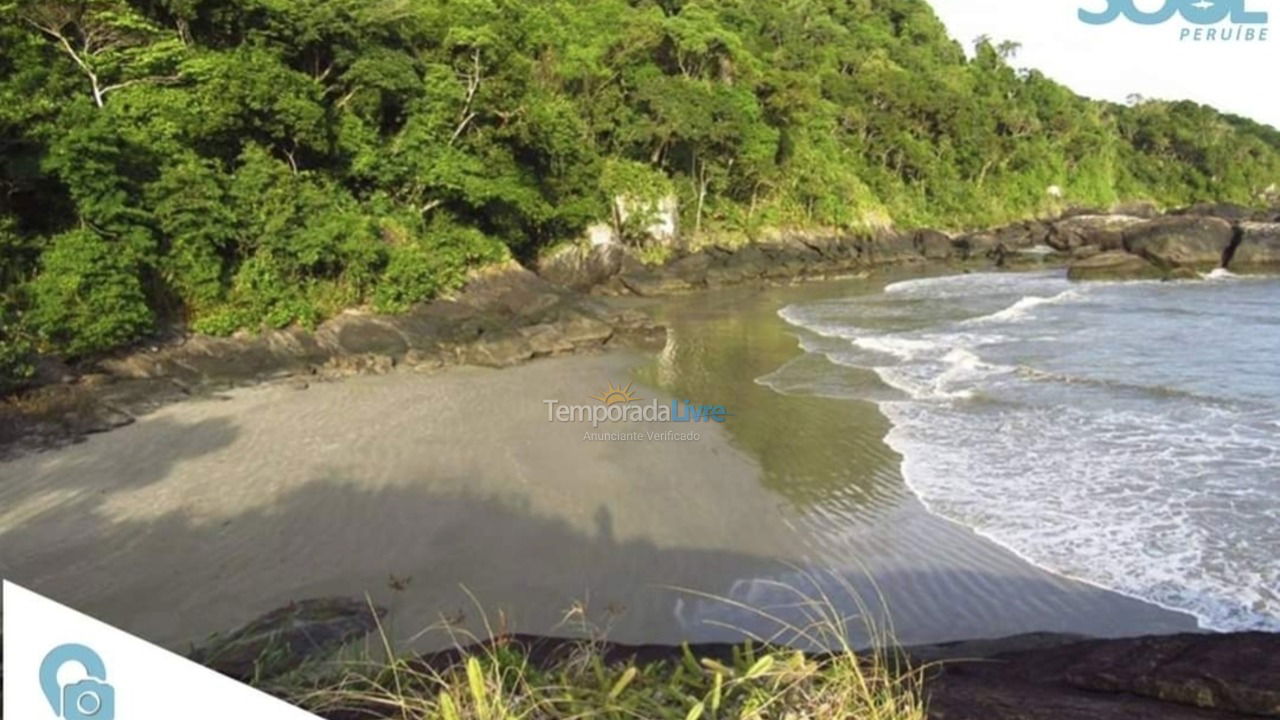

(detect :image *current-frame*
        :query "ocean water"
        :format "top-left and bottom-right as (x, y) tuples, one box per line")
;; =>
(770, 270), (1280, 632)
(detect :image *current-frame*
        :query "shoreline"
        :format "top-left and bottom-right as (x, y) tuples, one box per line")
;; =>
(4, 264), (1277, 718)
(0, 275), (1205, 655)
(4, 205), (1279, 459)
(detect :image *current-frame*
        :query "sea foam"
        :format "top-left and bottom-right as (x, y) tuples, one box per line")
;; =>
(771, 271), (1280, 632)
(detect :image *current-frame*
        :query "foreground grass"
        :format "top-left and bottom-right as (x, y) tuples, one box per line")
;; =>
(281, 583), (927, 720)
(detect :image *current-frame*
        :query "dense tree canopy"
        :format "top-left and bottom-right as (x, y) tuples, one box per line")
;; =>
(2, 0), (1279, 386)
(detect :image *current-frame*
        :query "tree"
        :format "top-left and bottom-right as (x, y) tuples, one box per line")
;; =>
(16, 0), (183, 107)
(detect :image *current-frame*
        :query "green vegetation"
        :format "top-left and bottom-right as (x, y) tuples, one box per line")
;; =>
(285, 591), (924, 720)
(291, 638), (923, 720)
(3, 0), (1279, 385)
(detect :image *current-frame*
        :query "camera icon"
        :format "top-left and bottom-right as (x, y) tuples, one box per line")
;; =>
(61, 679), (114, 720)
(39, 644), (115, 720)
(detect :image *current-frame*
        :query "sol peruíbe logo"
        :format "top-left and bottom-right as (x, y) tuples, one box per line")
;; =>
(1079, 0), (1270, 42)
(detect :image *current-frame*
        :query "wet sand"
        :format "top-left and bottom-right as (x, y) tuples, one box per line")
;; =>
(0, 279), (1199, 652)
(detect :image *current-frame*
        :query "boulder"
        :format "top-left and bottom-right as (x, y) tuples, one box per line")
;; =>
(1049, 215), (1146, 252)
(925, 632), (1278, 720)
(517, 324), (575, 356)
(1172, 202), (1253, 221)
(457, 262), (565, 320)
(1123, 217), (1235, 270)
(1062, 633), (1280, 717)
(618, 269), (692, 296)
(1067, 251), (1165, 281)
(460, 332), (535, 368)
(189, 598), (384, 682)
(721, 244), (772, 277)
(667, 252), (712, 285)
(553, 313), (615, 347)
(952, 233), (1000, 261)
(1227, 222), (1280, 271)
(535, 243), (624, 291)
(862, 230), (921, 264)
(323, 315), (410, 357)
(993, 221), (1051, 250)
(914, 229), (953, 260)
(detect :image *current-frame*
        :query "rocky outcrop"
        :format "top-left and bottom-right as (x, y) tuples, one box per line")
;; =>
(1066, 251), (1166, 281)
(535, 243), (625, 291)
(283, 630), (1279, 720)
(1050, 215), (1145, 252)
(538, 206), (1280, 296)
(1123, 216), (1236, 270)
(0, 263), (664, 457)
(1229, 222), (1280, 271)
(1171, 203), (1256, 222)
(925, 632), (1280, 720)
(190, 598), (385, 682)
(8, 206), (1278, 456)
(914, 229), (953, 260)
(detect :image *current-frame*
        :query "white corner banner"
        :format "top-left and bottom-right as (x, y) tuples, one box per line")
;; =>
(4, 581), (321, 719)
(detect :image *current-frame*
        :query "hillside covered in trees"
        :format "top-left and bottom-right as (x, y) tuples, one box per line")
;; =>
(3, 0), (1280, 386)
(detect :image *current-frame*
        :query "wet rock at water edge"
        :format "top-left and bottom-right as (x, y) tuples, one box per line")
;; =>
(1227, 222), (1280, 272)
(914, 229), (954, 260)
(1066, 251), (1166, 281)
(461, 332), (536, 368)
(1123, 216), (1235, 270)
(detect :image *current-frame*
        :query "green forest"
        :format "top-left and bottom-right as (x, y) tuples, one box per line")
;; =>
(3, 0), (1280, 388)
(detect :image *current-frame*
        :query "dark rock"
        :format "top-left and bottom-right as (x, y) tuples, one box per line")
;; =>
(1124, 217), (1235, 270)
(1067, 251), (1165, 281)
(323, 316), (409, 357)
(1063, 633), (1280, 717)
(952, 233), (1001, 261)
(458, 263), (567, 320)
(518, 323), (575, 356)
(1049, 215), (1145, 252)
(1228, 222), (1280, 271)
(61, 402), (135, 435)
(553, 313), (614, 347)
(993, 221), (1051, 250)
(1172, 203), (1253, 221)
(723, 244), (771, 277)
(460, 333), (535, 368)
(619, 269), (692, 296)
(925, 632), (1279, 720)
(667, 252), (712, 285)
(32, 356), (76, 386)
(914, 229), (953, 260)
(862, 230), (921, 264)
(91, 378), (190, 416)
(189, 598), (384, 682)
(535, 243), (624, 291)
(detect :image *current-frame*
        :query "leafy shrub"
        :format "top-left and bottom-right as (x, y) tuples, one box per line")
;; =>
(0, 301), (35, 393)
(26, 230), (153, 358)
(373, 220), (507, 313)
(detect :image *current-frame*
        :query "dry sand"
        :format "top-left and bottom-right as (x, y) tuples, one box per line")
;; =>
(0, 350), (1197, 652)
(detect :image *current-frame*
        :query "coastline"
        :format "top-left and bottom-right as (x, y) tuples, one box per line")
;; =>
(4, 204), (1279, 460)
(4, 249), (1278, 718)
(0, 276), (1202, 654)
(2, 207), (1278, 720)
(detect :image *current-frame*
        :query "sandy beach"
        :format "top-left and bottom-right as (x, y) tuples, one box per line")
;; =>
(0, 280), (1200, 652)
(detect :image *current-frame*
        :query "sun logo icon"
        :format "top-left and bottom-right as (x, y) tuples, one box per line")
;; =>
(592, 382), (640, 405)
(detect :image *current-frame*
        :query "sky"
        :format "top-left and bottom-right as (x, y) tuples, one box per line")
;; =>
(929, 0), (1280, 129)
